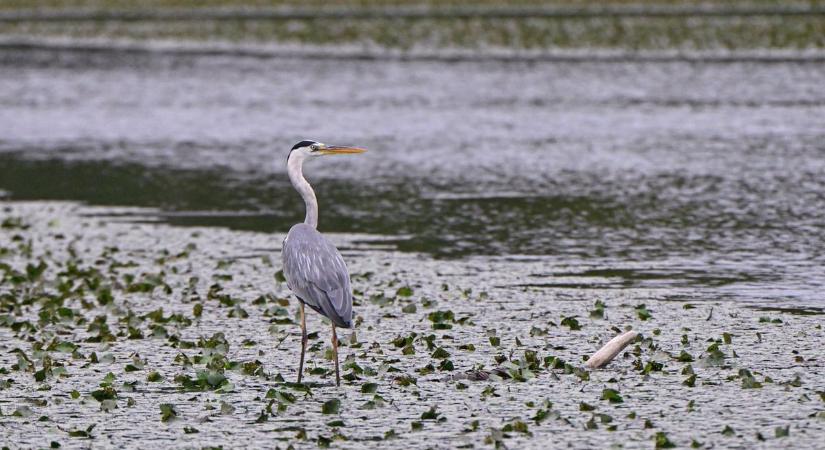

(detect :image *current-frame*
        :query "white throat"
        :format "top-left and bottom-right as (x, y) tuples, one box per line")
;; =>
(286, 151), (319, 229)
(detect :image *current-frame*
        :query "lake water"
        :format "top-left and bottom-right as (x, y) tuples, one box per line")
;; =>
(1, 45), (825, 449)
(1, 45), (823, 308)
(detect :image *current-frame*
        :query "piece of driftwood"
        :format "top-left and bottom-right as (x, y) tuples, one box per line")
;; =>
(445, 329), (639, 381)
(584, 330), (639, 369)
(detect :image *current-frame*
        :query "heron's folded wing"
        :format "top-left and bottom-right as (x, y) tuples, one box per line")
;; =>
(310, 283), (352, 328)
(282, 225), (353, 327)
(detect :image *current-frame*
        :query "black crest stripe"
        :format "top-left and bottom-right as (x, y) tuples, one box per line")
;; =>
(291, 140), (318, 151)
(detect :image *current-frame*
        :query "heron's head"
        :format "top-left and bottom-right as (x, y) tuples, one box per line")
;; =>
(288, 140), (366, 163)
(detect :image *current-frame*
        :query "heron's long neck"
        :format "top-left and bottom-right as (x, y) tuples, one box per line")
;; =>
(287, 154), (318, 229)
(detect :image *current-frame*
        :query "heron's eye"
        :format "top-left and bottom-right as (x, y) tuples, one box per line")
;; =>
(310, 144), (319, 151)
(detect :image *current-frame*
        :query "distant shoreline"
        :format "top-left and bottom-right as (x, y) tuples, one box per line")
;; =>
(3, 37), (825, 63)
(2, 4), (824, 22)
(1, 2), (823, 53)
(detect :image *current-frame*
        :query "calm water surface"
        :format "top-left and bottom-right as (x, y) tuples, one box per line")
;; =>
(1, 47), (823, 307)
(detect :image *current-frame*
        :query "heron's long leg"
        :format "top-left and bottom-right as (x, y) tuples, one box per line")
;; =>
(297, 302), (307, 384)
(332, 323), (340, 387)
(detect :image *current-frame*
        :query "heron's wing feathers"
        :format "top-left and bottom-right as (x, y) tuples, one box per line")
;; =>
(309, 283), (352, 328)
(282, 224), (353, 328)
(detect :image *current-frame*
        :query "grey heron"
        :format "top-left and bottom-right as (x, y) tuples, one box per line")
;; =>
(281, 140), (365, 386)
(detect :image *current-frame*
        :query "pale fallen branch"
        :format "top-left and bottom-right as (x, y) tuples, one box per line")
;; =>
(584, 330), (639, 369)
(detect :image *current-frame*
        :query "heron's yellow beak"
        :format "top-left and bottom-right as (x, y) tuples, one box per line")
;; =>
(319, 145), (366, 155)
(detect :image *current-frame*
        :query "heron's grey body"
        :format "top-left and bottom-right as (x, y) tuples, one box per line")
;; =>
(280, 140), (364, 386)
(282, 223), (352, 328)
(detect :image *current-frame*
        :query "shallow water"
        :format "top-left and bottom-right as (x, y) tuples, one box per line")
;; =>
(1, 201), (824, 449)
(0, 46), (824, 308)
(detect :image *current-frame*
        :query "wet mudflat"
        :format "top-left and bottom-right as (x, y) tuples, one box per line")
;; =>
(1, 201), (824, 449)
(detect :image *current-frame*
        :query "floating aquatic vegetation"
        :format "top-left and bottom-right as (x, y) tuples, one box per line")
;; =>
(1, 217), (29, 230)
(654, 431), (676, 448)
(396, 286), (414, 298)
(174, 370), (230, 392)
(758, 317), (783, 324)
(701, 342), (726, 367)
(146, 371), (163, 382)
(590, 300), (607, 318)
(641, 360), (664, 375)
(65, 424), (95, 438)
(601, 388), (623, 404)
(428, 310), (455, 330)
(635, 304), (652, 321)
(677, 350), (694, 362)
(561, 316), (582, 331)
(159, 403), (178, 422)
(738, 369), (763, 389)
(2, 202), (824, 448)
(322, 398), (341, 415)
